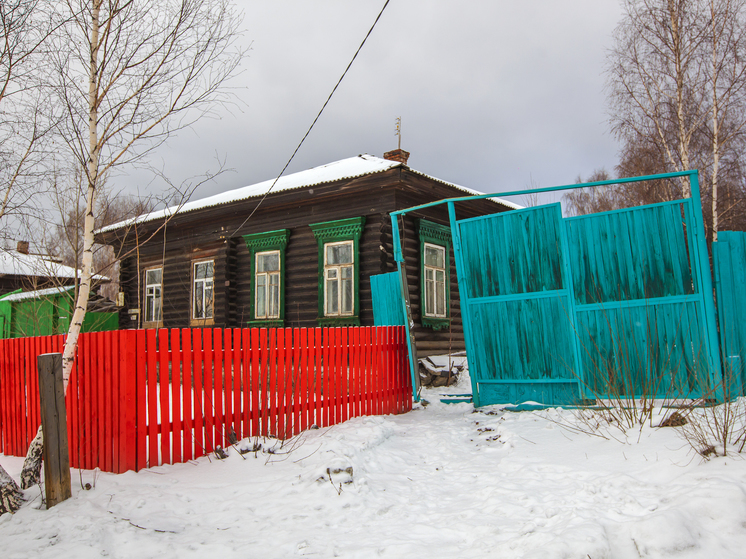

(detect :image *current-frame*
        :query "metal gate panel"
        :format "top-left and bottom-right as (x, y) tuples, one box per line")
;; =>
(575, 301), (709, 397)
(451, 198), (718, 406)
(566, 200), (712, 399)
(452, 203), (583, 406)
(713, 231), (746, 395)
(457, 204), (564, 297)
(566, 202), (695, 304)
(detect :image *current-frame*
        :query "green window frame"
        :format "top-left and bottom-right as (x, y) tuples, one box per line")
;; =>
(419, 219), (451, 330)
(310, 216), (365, 326)
(242, 229), (290, 327)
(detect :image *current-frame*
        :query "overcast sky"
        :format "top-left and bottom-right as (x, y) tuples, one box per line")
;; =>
(118, 0), (624, 207)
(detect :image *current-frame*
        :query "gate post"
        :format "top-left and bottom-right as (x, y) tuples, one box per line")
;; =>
(37, 353), (71, 508)
(689, 172), (724, 400)
(391, 213), (420, 400)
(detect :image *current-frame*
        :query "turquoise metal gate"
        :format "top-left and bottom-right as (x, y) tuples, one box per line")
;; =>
(392, 171), (722, 407)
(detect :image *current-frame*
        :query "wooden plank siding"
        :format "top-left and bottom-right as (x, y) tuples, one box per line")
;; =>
(103, 165), (511, 357)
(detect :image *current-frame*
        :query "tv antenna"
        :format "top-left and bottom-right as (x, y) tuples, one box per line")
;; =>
(395, 116), (401, 149)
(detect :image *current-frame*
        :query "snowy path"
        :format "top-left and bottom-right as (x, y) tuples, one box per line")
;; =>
(2, 394), (746, 558)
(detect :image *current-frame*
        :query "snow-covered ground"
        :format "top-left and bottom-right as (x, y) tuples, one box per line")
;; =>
(2, 369), (746, 558)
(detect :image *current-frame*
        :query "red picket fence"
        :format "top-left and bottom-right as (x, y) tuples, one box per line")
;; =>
(0, 326), (412, 473)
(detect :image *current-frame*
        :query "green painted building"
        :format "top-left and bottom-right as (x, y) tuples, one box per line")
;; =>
(0, 286), (118, 339)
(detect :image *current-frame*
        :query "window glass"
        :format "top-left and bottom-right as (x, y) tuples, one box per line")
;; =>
(342, 274), (353, 314)
(204, 282), (214, 317)
(326, 272), (339, 315)
(435, 270), (446, 316)
(146, 268), (162, 284)
(256, 274), (267, 317)
(257, 252), (280, 272)
(425, 245), (445, 268)
(268, 274), (280, 317)
(326, 243), (353, 265)
(194, 282), (204, 317)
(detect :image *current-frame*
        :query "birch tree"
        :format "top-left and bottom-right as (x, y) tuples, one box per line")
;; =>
(608, 0), (710, 200)
(706, 0), (746, 240)
(18, 0), (244, 490)
(0, 0), (58, 515)
(0, 0), (57, 244)
(607, 0), (746, 238)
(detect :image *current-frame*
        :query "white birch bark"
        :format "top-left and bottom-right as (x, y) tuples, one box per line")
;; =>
(0, 464), (23, 515)
(16, 0), (243, 493)
(711, 0), (721, 241)
(62, 0), (100, 390)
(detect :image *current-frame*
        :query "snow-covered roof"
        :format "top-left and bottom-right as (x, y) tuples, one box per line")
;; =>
(0, 250), (81, 279)
(410, 169), (523, 210)
(0, 285), (75, 302)
(98, 154), (521, 233)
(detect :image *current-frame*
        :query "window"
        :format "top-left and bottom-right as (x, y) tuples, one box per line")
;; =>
(255, 251), (280, 319)
(324, 241), (354, 316)
(144, 267), (163, 325)
(424, 243), (447, 318)
(192, 260), (214, 321)
(310, 217), (365, 326)
(418, 219), (451, 330)
(242, 229), (290, 326)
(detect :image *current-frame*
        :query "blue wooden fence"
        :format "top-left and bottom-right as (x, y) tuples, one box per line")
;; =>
(370, 272), (406, 326)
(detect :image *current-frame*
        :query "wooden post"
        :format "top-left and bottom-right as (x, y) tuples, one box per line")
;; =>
(37, 353), (71, 508)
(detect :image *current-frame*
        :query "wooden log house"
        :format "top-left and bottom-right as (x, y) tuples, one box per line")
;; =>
(96, 150), (517, 357)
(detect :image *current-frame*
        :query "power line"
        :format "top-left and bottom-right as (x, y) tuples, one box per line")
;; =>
(231, 0), (391, 237)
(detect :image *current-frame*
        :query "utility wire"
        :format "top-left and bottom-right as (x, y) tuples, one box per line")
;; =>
(231, 0), (391, 237)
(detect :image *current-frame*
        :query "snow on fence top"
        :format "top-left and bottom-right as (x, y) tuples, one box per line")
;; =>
(97, 154), (521, 234)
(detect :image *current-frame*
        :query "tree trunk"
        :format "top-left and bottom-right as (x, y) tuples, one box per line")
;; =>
(19, 0), (102, 490)
(0, 463), (24, 515)
(20, 425), (44, 489)
(711, 0), (721, 242)
(670, 1), (693, 198)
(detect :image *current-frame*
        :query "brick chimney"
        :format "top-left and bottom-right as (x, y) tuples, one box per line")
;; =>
(383, 148), (410, 165)
(16, 240), (29, 254)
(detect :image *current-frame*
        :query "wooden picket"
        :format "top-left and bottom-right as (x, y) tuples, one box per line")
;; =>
(0, 326), (411, 473)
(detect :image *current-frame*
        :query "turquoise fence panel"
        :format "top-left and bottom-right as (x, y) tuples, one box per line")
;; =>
(370, 272), (406, 326)
(575, 301), (710, 398)
(457, 204), (564, 298)
(467, 295), (577, 381)
(566, 201), (695, 305)
(713, 231), (746, 395)
(567, 199), (716, 400)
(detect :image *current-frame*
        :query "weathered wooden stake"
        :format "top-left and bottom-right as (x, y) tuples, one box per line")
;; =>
(38, 353), (71, 508)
